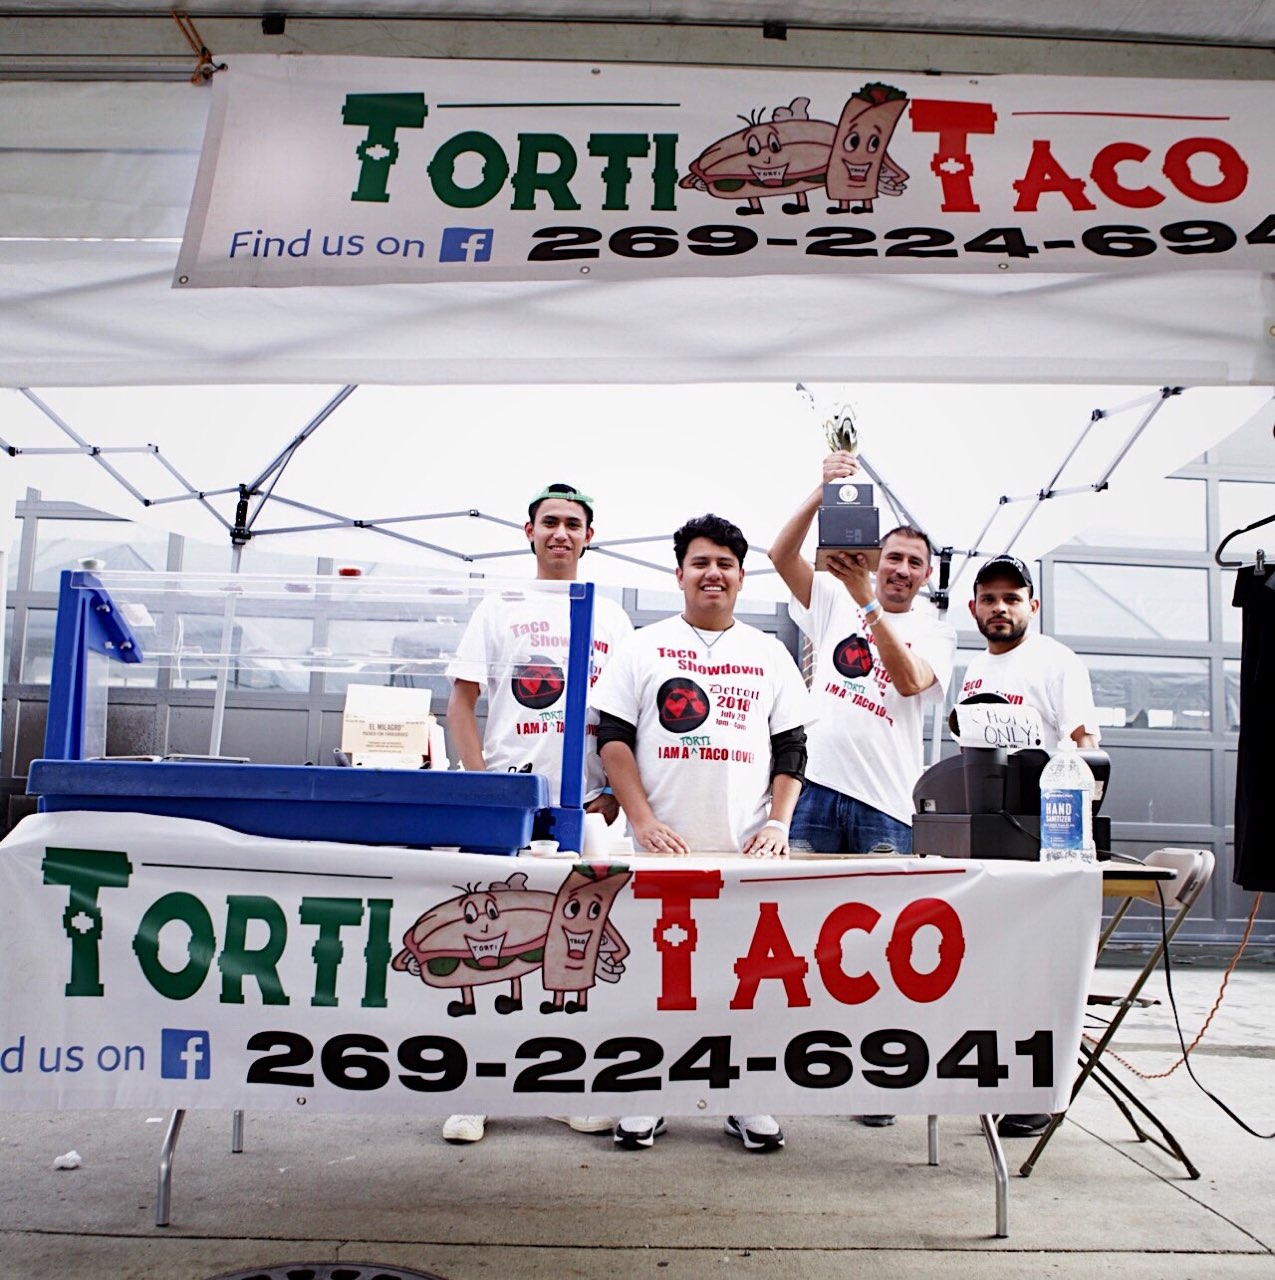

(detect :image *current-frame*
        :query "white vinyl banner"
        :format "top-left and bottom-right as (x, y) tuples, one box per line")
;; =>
(0, 812), (1101, 1118)
(176, 55), (1275, 287)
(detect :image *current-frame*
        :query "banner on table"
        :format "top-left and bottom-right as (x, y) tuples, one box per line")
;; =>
(0, 811), (1100, 1116)
(175, 54), (1275, 286)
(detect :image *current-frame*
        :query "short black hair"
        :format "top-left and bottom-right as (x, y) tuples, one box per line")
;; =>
(529, 483), (594, 527)
(881, 523), (933, 564)
(673, 513), (748, 567)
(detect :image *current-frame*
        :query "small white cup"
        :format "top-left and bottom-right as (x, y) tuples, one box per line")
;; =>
(528, 839), (560, 856)
(582, 812), (611, 856)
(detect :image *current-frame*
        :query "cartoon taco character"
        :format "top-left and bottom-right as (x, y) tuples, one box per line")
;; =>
(826, 83), (909, 214)
(393, 871), (553, 1016)
(540, 863), (631, 1013)
(680, 96), (835, 215)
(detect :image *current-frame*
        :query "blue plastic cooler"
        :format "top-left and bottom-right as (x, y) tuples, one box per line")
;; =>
(28, 758), (548, 854)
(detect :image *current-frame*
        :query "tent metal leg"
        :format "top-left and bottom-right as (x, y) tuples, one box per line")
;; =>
(927, 1115), (939, 1166)
(156, 1107), (184, 1228)
(979, 1115), (1009, 1238)
(231, 1109), (244, 1154)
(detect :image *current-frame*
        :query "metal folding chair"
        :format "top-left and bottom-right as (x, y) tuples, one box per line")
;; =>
(1019, 847), (1215, 1179)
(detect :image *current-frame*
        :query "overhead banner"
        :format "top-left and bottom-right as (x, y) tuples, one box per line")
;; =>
(176, 55), (1275, 287)
(0, 811), (1100, 1118)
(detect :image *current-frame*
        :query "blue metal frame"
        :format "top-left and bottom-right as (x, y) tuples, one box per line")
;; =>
(540, 581), (593, 854)
(43, 570), (144, 761)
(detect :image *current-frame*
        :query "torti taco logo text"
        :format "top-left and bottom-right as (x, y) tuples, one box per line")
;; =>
(334, 83), (1249, 219)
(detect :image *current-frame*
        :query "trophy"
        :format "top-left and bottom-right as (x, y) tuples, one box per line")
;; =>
(814, 400), (881, 570)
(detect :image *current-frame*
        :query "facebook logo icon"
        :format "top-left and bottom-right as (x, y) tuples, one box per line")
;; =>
(160, 1029), (211, 1080)
(439, 227), (494, 263)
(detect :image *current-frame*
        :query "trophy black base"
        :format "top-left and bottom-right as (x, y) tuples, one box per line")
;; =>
(817, 482), (880, 571)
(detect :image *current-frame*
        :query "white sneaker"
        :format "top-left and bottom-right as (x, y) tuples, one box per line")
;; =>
(614, 1116), (666, 1148)
(551, 1116), (617, 1133)
(724, 1114), (785, 1152)
(442, 1114), (486, 1143)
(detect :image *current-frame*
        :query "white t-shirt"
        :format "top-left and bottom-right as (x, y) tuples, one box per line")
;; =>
(957, 633), (1101, 753)
(788, 572), (957, 825)
(589, 615), (811, 853)
(447, 590), (634, 803)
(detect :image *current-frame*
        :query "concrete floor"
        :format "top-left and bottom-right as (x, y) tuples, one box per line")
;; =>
(2, 966), (1272, 1280)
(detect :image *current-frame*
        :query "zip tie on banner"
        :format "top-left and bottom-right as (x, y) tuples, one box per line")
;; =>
(172, 11), (227, 84)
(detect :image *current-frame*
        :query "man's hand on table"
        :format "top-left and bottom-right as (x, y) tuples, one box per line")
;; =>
(632, 818), (690, 855)
(741, 822), (790, 858)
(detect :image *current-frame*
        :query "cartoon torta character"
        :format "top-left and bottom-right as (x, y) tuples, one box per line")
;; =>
(826, 83), (910, 214)
(680, 97), (835, 215)
(540, 863), (631, 1013)
(393, 871), (552, 1016)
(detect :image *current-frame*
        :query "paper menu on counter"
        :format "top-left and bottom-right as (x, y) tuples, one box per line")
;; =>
(341, 684), (432, 766)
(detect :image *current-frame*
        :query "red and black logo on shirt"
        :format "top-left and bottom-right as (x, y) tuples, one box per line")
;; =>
(832, 634), (874, 680)
(512, 655), (565, 709)
(656, 677), (710, 733)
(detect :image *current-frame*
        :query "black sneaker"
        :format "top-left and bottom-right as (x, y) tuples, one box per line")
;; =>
(997, 1113), (1052, 1138)
(614, 1116), (666, 1149)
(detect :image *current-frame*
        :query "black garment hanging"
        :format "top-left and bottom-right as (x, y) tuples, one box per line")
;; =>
(1226, 514), (1275, 892)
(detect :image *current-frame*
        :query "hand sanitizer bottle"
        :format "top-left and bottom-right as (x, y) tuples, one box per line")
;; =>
(1039, 737), (1096, 863)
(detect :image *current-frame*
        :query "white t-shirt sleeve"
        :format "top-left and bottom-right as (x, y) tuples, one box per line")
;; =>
(1051, 648), (1101, 743)
(767, 637), (813, 735)
(588, 637), (640, 726)
(446, 600), (490, 685)
(914, 617), (958, 708)
(786, 570), (843, 643)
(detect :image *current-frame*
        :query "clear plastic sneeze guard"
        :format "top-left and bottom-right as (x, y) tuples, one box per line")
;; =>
(71, 567), (584, 689)
(29, 569), (597, 855)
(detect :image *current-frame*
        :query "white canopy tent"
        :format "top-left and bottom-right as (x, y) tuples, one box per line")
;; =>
(1, 5), (1273, 583)
(4, 379), (1271, 604)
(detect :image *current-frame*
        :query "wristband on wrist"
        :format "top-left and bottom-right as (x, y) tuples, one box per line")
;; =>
(861, 598), (882, 622)
(763, 818), (790, 834)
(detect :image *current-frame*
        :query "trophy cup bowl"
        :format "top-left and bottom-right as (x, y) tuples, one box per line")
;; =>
(824, 407), (859, 457)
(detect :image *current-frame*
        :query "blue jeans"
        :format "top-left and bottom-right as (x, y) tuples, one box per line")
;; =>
(790, 780), (913, 854)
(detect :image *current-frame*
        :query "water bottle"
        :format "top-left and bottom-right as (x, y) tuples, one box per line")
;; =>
(1039, 738), (1096, 863)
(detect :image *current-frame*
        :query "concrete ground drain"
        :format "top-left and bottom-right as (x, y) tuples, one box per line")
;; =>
(210, 1266), (447, 1280)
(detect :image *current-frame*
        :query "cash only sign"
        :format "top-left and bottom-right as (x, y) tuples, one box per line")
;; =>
(174, 54), (1275, 287)
(0, 812), (1099, 1117)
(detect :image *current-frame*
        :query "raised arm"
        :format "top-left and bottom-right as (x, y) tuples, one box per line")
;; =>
(767, 451), (860, 611)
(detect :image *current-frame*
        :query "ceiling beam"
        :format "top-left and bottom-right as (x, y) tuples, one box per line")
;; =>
(1, 15), (1273, 82)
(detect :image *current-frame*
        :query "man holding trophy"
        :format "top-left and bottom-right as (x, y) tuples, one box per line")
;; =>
(768, 406), (957, 858)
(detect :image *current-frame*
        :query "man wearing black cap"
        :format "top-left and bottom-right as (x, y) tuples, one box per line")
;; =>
(958, 554), (1099, 752)
(959, 554), (1101, 1143)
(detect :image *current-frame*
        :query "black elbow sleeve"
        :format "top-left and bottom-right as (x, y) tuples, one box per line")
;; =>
(770, 724), (808, 783)
(596, 711), (638, 753)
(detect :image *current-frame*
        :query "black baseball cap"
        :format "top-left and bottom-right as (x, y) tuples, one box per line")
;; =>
(973, 554), (1034, 594)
